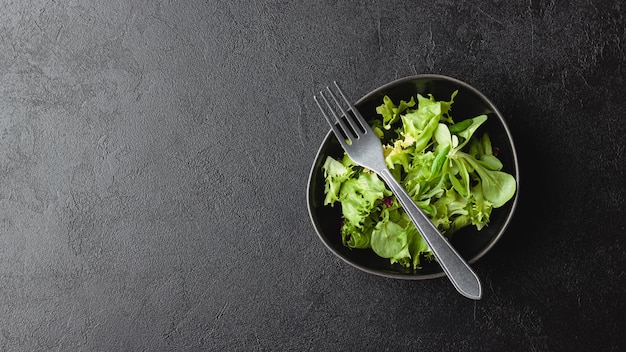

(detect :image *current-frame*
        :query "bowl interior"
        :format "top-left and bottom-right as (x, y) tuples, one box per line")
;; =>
(307, 75), (519, 279)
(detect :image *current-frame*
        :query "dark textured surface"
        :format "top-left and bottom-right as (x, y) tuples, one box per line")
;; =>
(1, 1), (624, 351)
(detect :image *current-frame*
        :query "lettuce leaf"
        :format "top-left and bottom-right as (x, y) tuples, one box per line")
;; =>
(376, 95), (416, 130)
(321, 156), (352, 206)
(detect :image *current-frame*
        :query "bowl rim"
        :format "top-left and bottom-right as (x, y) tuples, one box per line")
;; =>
(307, 74), (520, 280)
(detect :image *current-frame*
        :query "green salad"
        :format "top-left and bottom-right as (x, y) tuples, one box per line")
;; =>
(322, 91), (516, 270)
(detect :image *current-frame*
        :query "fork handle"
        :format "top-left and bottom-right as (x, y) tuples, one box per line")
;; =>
(379, 169), (483, 300)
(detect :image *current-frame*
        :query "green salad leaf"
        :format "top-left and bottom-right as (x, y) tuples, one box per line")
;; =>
(322, 91), (517, 270)
(376, 95), (416, 129)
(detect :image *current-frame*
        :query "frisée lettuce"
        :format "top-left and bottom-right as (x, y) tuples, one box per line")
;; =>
(322, 91), (516, 270)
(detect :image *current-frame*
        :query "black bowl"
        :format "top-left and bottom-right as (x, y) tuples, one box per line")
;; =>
(307, 74), (520, 279)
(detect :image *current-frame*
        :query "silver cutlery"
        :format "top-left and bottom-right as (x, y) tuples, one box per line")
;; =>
(314, 81), (482, 300)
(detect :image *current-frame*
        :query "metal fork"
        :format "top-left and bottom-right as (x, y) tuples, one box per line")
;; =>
(314, 82), (482, 300)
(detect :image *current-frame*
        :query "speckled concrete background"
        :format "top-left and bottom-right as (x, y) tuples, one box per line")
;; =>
(1, 1), (624, 351)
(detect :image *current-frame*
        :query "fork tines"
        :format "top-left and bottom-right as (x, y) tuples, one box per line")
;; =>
(314, 82), (368, 146)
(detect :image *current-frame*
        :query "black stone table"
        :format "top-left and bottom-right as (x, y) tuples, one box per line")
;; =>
(1, 1), (624, 351)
